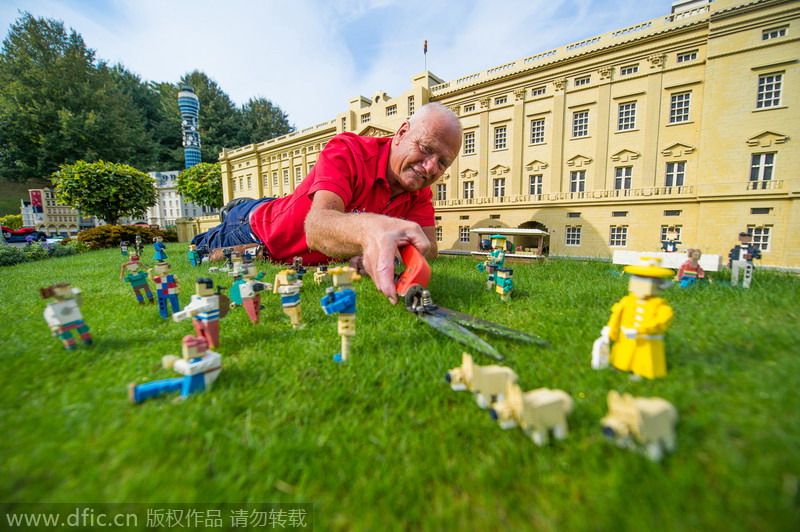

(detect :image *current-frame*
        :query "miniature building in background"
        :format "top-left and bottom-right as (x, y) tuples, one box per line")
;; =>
(178, 85), (202, 169)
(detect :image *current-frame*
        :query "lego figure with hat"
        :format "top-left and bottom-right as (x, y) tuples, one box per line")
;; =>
(592, 257), (674, 380)
(292, 256), (308, 280)
(40, 283), (93, 350)
(153, 236), (167, 261)
(187, 244), (200, 267)
(477, 234), (508, 289)
(494, 267), (514, 302)
(320, 266), (361, 362)
(119, 240), (130, 257)
(120, 257), (155, 305)
(728, 231), (761, 288)
(134, 234), (144, 256)
(150, 262), (181, 319)
(661, 227), (681, 253)
(173, 278), (226, 348)
(676, 249), (705, 288)
(229, 257), (271, 324)
(313, 264), (330, 284)
(273, 269), (304, 329)
(128, 335), (222, 403)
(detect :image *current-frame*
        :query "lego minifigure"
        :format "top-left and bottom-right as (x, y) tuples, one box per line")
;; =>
(320, 266), (361, 362)
(40, 283), (93, 350)
(591, 256), (674, 380)
(676, 248), (705, 288)
(149, 262), (181, 319)
(188, 244), (200, 267)
(209, 247), (239, 273)
(490, 381), (573, 446)
(153, 236), (167, 261)
(494, 267), (514, 302)
(229, 258), (271, 324)
(129, 335), (222, 403)
(273, 269), (304, 329)
(728, 231), (761, 288)
(120, 240), (130, 257)
(173, 278), (224, 348)
(120, 258), (155, 305)
(445, 352), (518, 409)
(477, 234), (507, 289)
(313, 265), (330, 284)
(292, 256), (308, 280)
(134, 234), (144, 255)
(661, 227), (681, 253)
(600, 390), (678, 462)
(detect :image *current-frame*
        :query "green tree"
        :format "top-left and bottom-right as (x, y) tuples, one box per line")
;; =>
(176, 162), (223, 209)
(0, 214), (23, 229)
(0, 13), (151, 182)
(51, 160), (157, 225)
(238, 97), (294, 146)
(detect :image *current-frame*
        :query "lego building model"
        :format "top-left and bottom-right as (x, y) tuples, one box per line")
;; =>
(600, 390), (678, 462)
(728, 231), (762, 288)
(172, 278), (226, 348)
(490, 381), (574, 446)
(129, 335), (222, 404)
(320, 266), (361, 362)
(676, 249), (706, 288)
(592, 257), (674, 380)
(40, 283), (93, 350)
(150, 262), (181, 319)
(273, 269), (303, 329)
(120, 258), (154, 305)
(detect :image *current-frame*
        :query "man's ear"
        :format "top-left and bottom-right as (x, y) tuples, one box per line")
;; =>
(393, 121), (410, 145)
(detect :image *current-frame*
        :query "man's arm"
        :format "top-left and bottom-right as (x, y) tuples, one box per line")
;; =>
(305, 190), (431, 304)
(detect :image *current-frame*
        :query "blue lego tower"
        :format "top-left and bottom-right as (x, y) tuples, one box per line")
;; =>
(178, 85), (202, 168)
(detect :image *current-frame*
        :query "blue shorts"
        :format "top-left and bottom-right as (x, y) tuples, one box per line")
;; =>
(191, 198), (274, 249)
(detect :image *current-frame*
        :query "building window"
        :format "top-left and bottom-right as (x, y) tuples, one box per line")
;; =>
(232, 180), (236, 192)
(530, 118), (545, 144)
(295, 167), (302, 182)
(566, 226), (581, 246)
(463, 181), (474, 199)
(617, 102), (636, 131)
(283, 169), (289, 185)
(570, 170), (586, 192)
(408, 96), (415, 115)
(620, 65), (638, 76)
(747, 225), (771, 251)
(464, 131), (476, 155)
(677, 51), (697, 63)
(531, 86), (546, 96)
(459, 215), (469, 220)
(751, 207), (771, 215)
(436, 183), (446, 201)
(247, 176), (252, 189)
(669, 92), (691, 123)
(495, 96), (507, 105)
(435, 226), (443, 242)
(614, 167), (632, 190)
(572, 111), (589, 138)
(386, 105), (397, 116)
(749, 153), (774, 189)
(493, 178), (506, 197)
(664, 210), (682, 216)
(665, 162), (686, 187)
(262, 173), (269, 187)
(756, 73), (782, 108)
(489, 214), (500, 220)
(494, 126), (507, 150)
(660, 225), (682, 242)
(464, 103), (475, 112)
(272, 172), (278, 187)
(529, 174), (543, 195)
(239, 177), (244, 190)
(361, 113), (371, 124)
(575, 75), (590, 86)
(612, 211), (628, 217)
(459, 226), (470, 243)
(341, 117), (347, 131)
(567, 212), (581, 218)
(609, 226), (628, 247)
(762, 27), (787, 40)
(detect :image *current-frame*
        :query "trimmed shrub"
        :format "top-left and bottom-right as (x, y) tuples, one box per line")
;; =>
(77, 225), (178, 250)
(0, 245), (31, 266)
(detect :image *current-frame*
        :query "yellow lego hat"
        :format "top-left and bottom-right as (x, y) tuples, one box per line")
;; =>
(624, 256), (674, 278)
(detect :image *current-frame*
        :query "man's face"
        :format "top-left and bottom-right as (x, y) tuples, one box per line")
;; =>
(387, 113), (461, 195)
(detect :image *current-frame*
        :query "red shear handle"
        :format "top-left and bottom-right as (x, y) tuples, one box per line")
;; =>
(395, 245), (431, 297)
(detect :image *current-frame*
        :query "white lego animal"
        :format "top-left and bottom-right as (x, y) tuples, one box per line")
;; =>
(445, 352), (518, 409)
(600, 390), (678, 461)
(490, 381), (574, 446)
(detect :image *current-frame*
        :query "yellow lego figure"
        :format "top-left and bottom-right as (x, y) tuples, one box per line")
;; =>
(273, 269), (303, 329)
(592, 257), (674, 380)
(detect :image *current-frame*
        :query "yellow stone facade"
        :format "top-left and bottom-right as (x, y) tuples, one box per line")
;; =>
(219, 0), (799, 268)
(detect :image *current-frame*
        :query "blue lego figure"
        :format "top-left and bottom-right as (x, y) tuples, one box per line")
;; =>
(150, 262), (181, 319)
(477, 234), (508, 290)
(320, 266), (360, 362)
(129, 335), (221, 403)
(153, 237), (167, 261)
(494, 267), (514, 302)
(188, 244), (200, 267)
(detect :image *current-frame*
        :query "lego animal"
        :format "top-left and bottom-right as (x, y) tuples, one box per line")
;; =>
(600, 390), (678, 462)
(445, 352), (518, 408)
(490, 381), (573, 446)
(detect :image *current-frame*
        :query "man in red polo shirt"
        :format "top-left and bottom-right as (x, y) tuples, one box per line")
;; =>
(192, 102), (461, 304)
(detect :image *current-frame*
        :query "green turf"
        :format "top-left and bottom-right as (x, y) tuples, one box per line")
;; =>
(1, 246), (798, 531)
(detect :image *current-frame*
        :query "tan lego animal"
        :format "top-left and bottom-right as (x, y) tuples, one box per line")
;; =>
(490, 381), (573, 446)
(601, 390), (678, 461)
(445, 352), (518, 408)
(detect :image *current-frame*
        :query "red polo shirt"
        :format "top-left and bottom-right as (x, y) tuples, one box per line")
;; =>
(250, 133), (435, 264)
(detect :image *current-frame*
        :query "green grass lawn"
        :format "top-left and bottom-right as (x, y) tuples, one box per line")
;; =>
(1, 245), (798, 531)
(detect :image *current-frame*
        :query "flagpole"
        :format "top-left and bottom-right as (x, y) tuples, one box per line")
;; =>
(424, 39), (428, 72)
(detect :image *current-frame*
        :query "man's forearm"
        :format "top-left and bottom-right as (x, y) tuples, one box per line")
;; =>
(305, 208), (377, 258)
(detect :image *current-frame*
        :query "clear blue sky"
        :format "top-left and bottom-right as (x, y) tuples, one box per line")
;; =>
(0, 0), (671, 128)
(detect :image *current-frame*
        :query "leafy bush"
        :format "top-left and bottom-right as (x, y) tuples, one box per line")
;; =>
(0, 214), (23, 230)
(76, 225), (178, 250)
(0, 244), (31, 266)
(0, 239), (90, 267)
